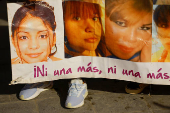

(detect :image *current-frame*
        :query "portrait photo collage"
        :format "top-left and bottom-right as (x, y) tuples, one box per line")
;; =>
(7, 0), (170, 84)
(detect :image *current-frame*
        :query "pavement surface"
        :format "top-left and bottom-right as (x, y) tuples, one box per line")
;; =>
(1, 79), (170, 113)
(1, 0), (170, 113)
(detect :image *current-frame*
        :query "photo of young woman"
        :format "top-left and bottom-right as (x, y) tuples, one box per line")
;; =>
(105, 0), (152, 62)
(152, 5), (170, 62)
(105, 0), (152, 94)
(63, 1), (105, 58)
(8, 1), (63, 64)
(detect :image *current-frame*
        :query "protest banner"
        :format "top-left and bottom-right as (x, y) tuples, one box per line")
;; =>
(7, 0), (170, 85)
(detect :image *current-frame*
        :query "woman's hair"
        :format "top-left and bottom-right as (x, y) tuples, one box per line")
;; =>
(106, 0), (153, 21)
(154, 5), (170, 28)
(153, 0), (157, 4)
(63, 1), (102, 21)
(11, 1), (56, 37)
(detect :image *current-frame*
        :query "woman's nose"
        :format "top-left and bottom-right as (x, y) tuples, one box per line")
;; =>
(123, 28), (138, 42)
(28, 37), (40, 49)
(85, 19), (95, 33)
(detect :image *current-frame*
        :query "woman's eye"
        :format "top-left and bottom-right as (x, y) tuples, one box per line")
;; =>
(20, 36), (28, 40)
(39, 35), (47, 39)
(73, 17), (81, 21)
(93, 17), (98, 21)
(115, 21), (126, 27)
(139, 27), (151, 30)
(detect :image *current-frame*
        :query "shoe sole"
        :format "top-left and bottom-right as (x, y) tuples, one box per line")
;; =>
(20, 82), (53, 100)
(66, 91), (88, 108)
(125, 84), (149, 94)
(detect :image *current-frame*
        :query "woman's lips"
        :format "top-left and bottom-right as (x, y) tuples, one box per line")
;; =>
(118, 45), (134, 53)
(26, 53), (42, 58)
(84, 37), (98, 43)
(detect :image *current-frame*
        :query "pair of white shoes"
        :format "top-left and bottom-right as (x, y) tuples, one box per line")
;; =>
(19, 79), (88, 108)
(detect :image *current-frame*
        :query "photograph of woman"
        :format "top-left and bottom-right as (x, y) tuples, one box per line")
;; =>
(63, 0), (105, 58)
(8, 0), (63, 64)
(152, 5), (170, 62)
(105, 0), (152, 94)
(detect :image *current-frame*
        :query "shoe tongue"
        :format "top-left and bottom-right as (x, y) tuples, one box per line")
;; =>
(71, 79), (83, 84)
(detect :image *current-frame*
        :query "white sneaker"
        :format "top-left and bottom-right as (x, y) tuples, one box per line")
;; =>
(19, 81), (53, 100)
(65, 79), (88, 108)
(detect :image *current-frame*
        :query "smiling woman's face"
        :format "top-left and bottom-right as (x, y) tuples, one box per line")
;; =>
(12, 14), (55, 63)
(105, 8), (152, 60)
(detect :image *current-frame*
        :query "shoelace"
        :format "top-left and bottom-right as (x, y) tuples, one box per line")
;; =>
(68, 83), (83, 96)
